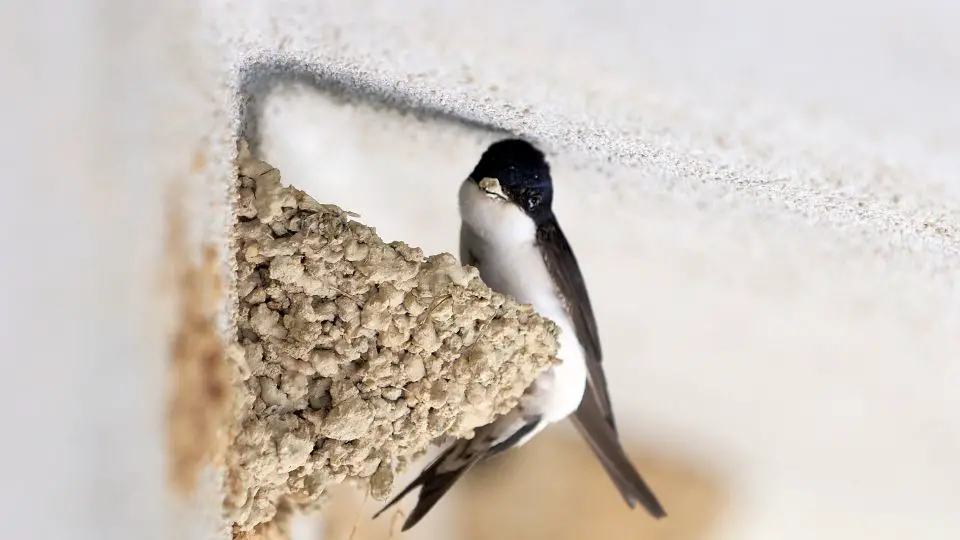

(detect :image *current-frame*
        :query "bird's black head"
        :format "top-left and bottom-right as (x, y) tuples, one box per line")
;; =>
(468, 138), (554, 222)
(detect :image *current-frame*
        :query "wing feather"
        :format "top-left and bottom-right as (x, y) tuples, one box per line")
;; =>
(535, 217), (617, 432)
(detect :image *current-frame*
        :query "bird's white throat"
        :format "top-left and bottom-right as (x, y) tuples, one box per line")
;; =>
(458, 178), (537, 245)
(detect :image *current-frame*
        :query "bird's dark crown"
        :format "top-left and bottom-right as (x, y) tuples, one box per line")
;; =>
(469, 138), (554, 221)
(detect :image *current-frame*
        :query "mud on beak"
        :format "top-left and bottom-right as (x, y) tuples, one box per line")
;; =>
(478, 177), (509, 201)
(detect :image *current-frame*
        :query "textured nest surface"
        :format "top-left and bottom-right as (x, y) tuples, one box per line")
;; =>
(225, 143), (559, 535)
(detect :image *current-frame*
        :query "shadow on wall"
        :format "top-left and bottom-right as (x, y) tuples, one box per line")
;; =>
(321, 429), (728, 540)
(460, 429), (727, 540)
(236, 55), (513, 158)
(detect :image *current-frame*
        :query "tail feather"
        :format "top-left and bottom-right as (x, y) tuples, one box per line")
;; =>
(369, 455), (436, 520)
(372, 441), (485, 532)
(571, 393), (667, 518)
(372, 415), (543, 531)
(398, 463), (477, 531)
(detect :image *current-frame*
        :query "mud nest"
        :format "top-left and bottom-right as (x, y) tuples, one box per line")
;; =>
(225, 143), (559, 536)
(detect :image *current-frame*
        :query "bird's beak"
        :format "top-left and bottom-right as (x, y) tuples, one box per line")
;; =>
(478, 177), (508, 201)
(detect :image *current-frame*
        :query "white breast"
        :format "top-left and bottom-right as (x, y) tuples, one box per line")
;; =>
(458, 180), (587, 423)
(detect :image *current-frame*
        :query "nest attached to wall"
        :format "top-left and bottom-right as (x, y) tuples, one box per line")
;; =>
(225, 143), (559, 537)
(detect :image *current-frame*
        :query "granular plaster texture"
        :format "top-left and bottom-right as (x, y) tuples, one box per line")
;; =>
(225, 143), (558, 534)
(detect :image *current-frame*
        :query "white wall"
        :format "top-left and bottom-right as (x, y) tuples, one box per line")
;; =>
(1, 1), (225, 539)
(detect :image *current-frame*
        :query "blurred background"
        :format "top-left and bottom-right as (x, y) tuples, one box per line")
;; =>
(4, 1), (958, 539)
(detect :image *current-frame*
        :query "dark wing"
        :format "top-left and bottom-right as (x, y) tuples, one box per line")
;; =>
(372, 441), (483, 531)
(536, 217), (617, 432)
(373, 418), (544, 531)
(570, 387), (666, 517)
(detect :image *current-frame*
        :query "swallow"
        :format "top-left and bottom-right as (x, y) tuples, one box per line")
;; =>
(373, 138), (666, 531)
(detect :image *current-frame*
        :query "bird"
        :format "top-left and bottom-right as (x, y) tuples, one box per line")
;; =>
(373, 138), (666, 531)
